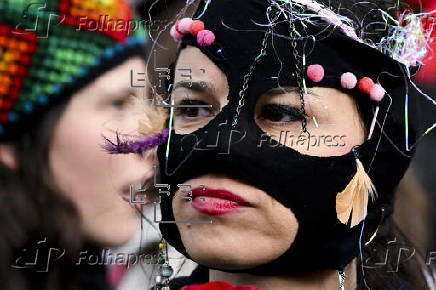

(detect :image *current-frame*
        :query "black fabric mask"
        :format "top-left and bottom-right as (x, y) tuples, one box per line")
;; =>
(157, 0), (415, 275)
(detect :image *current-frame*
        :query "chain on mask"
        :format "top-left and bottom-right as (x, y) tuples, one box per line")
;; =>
(157, 0), (414, 275)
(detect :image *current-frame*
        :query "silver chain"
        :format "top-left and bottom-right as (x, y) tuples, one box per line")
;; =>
(231, 26), (272, 127)
(338, 270), (346, 290)
(231, 4), (307, 131)
(288, 2), (308, 133)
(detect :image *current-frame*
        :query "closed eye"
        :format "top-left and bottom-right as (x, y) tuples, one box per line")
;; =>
(109, 93), (137, 111)
(258, 104), (305, 124)
(111, 98), (129, 109)
(174, 99), (215, 118)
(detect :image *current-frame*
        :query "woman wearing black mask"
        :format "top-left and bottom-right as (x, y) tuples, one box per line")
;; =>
(139, 0), (436, 289)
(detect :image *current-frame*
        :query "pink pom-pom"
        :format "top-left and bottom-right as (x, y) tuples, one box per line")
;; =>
(358, 77), (374, 95)
(197, 30), (215, 46)
(170, 25), (184, 41)
(369, 84), (385, 102)
(178, 18), (193, 34)
(307, 64), (324, 83)
(340, 72), (357, 89)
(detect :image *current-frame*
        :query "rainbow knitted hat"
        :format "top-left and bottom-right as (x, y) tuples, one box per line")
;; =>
(0, 0), (148, 140)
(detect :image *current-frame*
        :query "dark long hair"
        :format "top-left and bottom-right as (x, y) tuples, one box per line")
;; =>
(0, 101), (83, 290)
(356, 219), (434, 290)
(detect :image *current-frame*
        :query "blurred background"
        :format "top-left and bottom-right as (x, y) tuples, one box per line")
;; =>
(393, 0), (436, 254)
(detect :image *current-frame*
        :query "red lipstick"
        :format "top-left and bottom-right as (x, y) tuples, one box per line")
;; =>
(190, 187), (250, 215)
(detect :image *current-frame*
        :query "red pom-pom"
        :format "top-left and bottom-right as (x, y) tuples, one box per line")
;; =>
(358, 77), (374, 95)
(197, 30), (215, 46)
(190, 20), (205, 36)
(307, 64), (324, 82)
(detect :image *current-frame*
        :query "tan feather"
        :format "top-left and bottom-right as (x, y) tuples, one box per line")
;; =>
(336, 158), (377, 228)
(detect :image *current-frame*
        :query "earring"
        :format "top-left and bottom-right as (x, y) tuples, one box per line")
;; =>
(155, 239), (173, 290)
(338, 270), (346, 290)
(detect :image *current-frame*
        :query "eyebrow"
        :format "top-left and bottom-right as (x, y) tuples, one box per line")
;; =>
(101, 87), (134, 99)
(170, 81), (213, 108)
(173, 81), (214, 95)
(266, 87), (321, 98)
(266, 87), (299, 95)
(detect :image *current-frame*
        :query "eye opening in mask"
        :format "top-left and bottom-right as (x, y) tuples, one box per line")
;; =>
(255, 87), (313, 129)
(255, 86), (368, 156)
(171, 80), (223, 133)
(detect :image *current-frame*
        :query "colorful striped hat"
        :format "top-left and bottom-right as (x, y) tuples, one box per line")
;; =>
(0, 0), (148, 140)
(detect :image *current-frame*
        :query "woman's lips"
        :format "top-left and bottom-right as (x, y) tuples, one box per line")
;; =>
(190, 187), (251, 215)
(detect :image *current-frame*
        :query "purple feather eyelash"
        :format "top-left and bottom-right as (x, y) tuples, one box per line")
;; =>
(102, 128), (169, 154)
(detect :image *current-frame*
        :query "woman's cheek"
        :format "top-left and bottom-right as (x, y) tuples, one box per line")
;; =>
(332, 136), (352, 155)
(305, 99), (331, 131)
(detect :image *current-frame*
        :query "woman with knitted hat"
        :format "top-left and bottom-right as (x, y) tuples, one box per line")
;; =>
(0, 1), (166, 289)
(142, 0), (436, 289)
